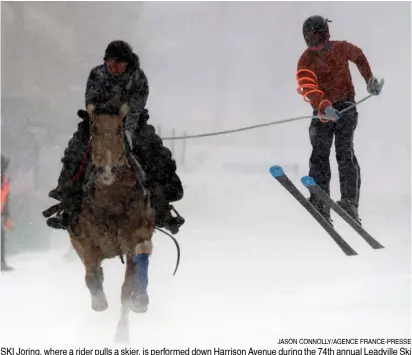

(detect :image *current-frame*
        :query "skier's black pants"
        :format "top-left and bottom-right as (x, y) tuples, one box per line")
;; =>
(308, 100), (361, 208)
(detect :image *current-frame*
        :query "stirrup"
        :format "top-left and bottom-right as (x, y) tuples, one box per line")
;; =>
(165, 206), (185, 234)
(165, 215), (185, 234)
(155, 205), (185, 234)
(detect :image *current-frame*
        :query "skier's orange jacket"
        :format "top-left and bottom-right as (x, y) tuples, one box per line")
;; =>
(297, 40), (373, 110)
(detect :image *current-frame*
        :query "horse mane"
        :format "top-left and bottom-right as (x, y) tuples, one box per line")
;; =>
(76, 104), (122, 121)
(77, 96), (127, 121)
(94, 96), (125, 117)
(93, 103), (123, 117)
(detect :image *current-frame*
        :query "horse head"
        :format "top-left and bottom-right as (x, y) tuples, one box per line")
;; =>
(88, 99), (130, 186)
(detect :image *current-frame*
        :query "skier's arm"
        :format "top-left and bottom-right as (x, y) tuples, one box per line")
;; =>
(342, 41), (373, 83)
(297, 52), (321, 110)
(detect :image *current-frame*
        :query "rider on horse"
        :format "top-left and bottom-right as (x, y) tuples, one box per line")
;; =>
(47, 40), (185, 235)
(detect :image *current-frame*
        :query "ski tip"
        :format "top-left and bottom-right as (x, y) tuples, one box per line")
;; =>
(269, 165), (285, 178)
(301, 176), (317, 187)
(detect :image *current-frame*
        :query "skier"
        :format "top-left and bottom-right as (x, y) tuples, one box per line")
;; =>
(296, 15), (383, 225)
(1, 154), (13, 271)
(46, 40), (185, 234)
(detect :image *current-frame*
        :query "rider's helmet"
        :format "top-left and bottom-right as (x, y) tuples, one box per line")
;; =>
(103, 40), (139, 70)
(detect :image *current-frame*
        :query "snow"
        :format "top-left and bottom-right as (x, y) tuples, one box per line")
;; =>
(0, 162), (410, 347)
(1, 0), (410, 350)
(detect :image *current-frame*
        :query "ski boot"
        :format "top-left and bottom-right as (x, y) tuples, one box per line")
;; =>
(308, 196), (333, 226)
(337, 199), (362, 226)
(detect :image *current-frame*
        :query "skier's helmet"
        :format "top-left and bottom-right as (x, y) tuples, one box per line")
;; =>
(302, 15), (331, 47)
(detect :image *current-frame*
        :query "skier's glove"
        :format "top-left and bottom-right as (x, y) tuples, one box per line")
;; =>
(367, 77), (384, 96)
(323, 106), (341, 121)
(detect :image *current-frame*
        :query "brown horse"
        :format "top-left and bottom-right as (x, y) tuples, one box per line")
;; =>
(69, 100), (155, 308)
(68, 101), (158, 342)
(42, 100), (180, 343)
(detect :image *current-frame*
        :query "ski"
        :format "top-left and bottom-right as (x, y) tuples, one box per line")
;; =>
(269, 165), (357, 256)
(301, 176), (384, 250)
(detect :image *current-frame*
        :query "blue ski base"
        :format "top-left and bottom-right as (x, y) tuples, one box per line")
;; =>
(300, 175), (384, 250)
(269, 165), (357, 256)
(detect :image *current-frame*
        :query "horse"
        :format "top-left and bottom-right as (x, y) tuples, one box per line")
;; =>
(43, 100), (180, 343)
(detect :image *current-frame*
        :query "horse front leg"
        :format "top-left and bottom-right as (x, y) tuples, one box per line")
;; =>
(86, 265), (108, 312)
(71, 236), (108, 311)
(83, 247), (108, 312)
(130, 239), (152, 313)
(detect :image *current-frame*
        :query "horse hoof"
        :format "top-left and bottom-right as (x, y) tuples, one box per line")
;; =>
(91, 292), (108, 312)
(130, 291), (149, 313)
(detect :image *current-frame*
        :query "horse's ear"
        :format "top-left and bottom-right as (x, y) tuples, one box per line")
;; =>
(91, 123), (99, 135)
(86, 103), (95, 118)
(119, 103), (129, 118)
(77, 110), (90, 120)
